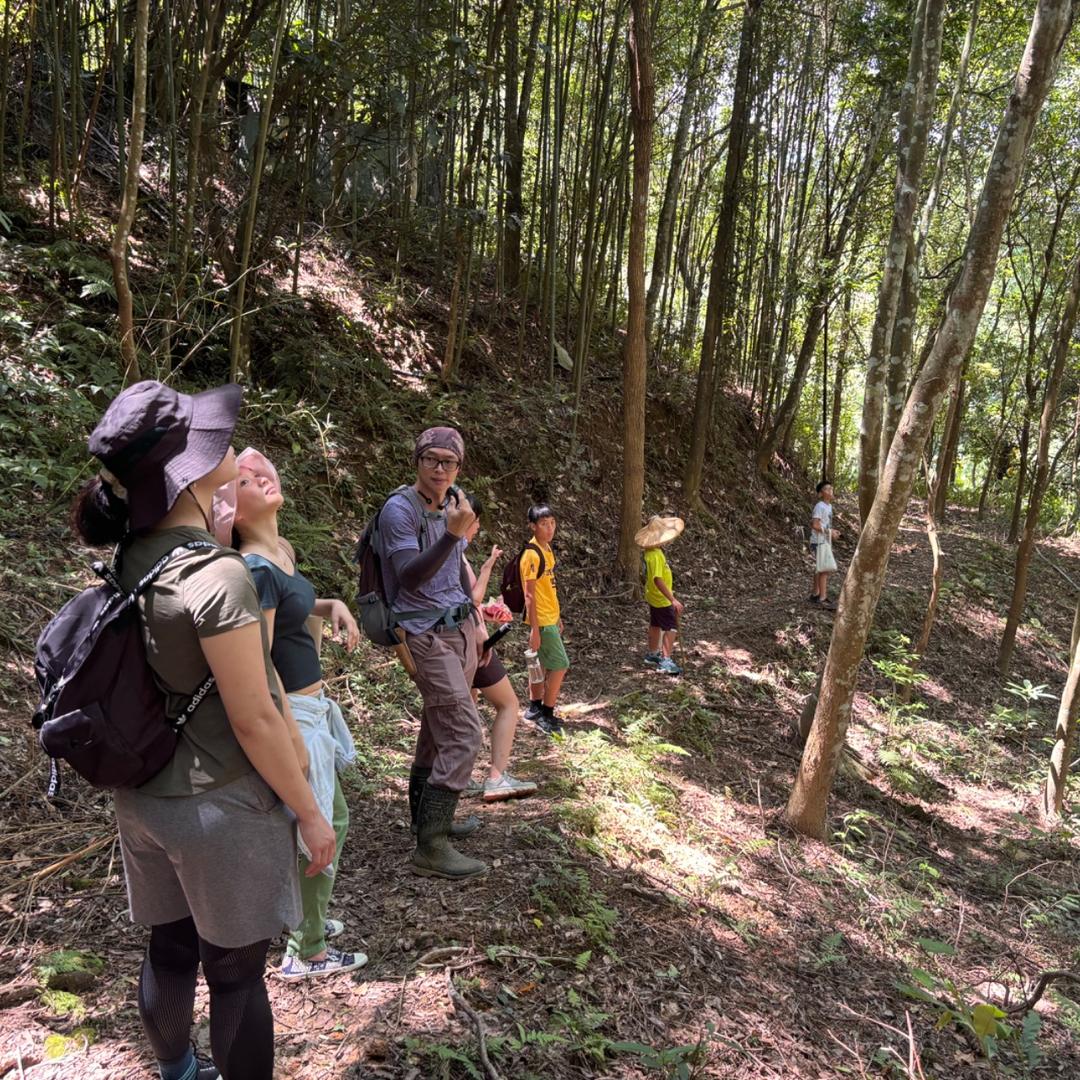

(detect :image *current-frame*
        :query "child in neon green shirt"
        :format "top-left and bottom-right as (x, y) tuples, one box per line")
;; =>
(635, 516), (685, 676)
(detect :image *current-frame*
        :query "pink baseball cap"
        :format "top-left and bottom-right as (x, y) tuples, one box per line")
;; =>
(211, 447), (281, 546)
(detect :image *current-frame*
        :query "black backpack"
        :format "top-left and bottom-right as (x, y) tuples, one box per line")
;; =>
(355, 486), (465, 647)
(500, 542), (546, 615)
(32, 541), (218, 797)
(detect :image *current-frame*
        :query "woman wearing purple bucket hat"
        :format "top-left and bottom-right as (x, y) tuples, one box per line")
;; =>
(74, 380), (335, 1080)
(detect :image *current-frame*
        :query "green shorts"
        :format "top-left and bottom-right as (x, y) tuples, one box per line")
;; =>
(538, 624), (570, 672)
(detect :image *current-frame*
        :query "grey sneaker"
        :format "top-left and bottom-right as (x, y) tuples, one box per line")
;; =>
(278, 947), (368, 981)
(535, 711), (564, 736)
(462, 778), (484, 799)
(658, 657), (682, 676)
(523, 701), (544, 722)
(483, 773), (538, 801)
(643, 652), (661, 666)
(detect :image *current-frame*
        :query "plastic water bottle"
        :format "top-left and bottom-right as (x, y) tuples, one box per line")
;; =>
(524, 648), (543, 683)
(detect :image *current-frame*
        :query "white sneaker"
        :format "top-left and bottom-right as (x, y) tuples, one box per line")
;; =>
(483, 772), (538, 801)
(278, 947), (367, 981)
(324, 918), (345, 940)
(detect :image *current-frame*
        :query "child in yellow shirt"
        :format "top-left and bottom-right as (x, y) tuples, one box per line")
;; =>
(636, 515), (685, 676)
(521, 504), (569, 735)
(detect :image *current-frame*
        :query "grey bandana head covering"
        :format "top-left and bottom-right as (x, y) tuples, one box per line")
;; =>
(414, 426), (465, 465)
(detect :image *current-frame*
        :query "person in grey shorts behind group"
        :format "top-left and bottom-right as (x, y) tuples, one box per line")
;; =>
(74, 380), (335, 1080)
(380, 426), (488, 881)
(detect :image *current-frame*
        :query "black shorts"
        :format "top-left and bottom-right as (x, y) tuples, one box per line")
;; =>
(472, 651), (508, 690)
(648, 604), (678, 631)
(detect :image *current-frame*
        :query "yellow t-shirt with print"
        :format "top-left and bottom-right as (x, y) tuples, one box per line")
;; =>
(643, 547), (672, 608)
(520, 543), (559, 626)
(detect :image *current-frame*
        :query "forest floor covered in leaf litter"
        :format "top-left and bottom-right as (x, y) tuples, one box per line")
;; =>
(3, 492), (1080, 1079)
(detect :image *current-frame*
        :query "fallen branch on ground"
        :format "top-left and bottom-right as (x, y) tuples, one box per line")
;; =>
(1007, 969), (1080, 1013)
(448, 972), (504, 1080)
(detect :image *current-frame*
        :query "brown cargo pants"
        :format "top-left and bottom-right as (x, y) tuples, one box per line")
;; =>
(405, 623), (482, 792)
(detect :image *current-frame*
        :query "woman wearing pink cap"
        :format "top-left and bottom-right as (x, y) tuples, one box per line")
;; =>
(215, 448), (365, 982)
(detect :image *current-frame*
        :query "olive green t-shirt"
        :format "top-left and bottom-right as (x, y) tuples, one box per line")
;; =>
(117, 526), (281, 797)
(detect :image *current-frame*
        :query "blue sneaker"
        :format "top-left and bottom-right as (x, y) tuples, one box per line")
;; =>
(658, 657), (682, 676)
(279, 947), (367, 981)
(643, 652), (661, 666)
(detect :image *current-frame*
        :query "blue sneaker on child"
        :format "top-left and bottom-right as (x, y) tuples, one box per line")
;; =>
(643, 652), (661, 666)
(658, 657), (682, 676)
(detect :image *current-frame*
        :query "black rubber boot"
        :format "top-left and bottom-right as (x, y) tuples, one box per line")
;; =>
(408, 767), (480, 838)
(411, 783), (487, 880)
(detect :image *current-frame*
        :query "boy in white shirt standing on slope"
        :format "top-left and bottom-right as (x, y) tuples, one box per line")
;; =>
(809, 480), (838, 609)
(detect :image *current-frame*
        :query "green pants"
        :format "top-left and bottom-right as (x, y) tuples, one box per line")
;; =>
(286, 774), (349, 960)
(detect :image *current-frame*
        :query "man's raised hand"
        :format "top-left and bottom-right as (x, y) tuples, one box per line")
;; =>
(446, 503), (477, 537)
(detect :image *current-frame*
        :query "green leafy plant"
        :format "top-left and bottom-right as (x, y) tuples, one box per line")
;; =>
(531, 863), (619, 951)
(898, 939), (1044, 1069)
(609, 1022), (719, 1078)
(997, 678), (1055, 753)
(833, 808), (875, 856)
(869, 631), (926, 702)
(403, 1036), (482, 1078)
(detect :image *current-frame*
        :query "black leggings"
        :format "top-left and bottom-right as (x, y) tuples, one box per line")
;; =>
(138, 917), (273, 1080)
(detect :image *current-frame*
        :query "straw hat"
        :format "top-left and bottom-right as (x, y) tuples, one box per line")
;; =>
(635, 515), (685, 548)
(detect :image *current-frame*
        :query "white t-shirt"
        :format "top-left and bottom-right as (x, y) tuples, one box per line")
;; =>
(811, 500), (833, 544)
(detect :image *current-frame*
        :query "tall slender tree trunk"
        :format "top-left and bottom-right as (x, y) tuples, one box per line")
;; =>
(826, 290), (853, 480)
(109, 0), (150, 385)
(785, 0), (1075, 840)
(683, 0), (759, 510)
(0, 0), (13, 194)
(858, 0), (945, 522)
(1045, 598), (1080, 818)
(756, 91), (889, 474)
(502, 0), (543, 292)
(228, 0), (289, 382)
(644, 0), (714, 344)
(1008, 388), (1035, 542)
(932, 354), (969, 519)
(998, 243), (1080, 673)
(617, 0), (653, 590)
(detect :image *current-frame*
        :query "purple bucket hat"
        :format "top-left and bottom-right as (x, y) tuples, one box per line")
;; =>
(88, 380), (242, 532)
(414, 426), (465, 465)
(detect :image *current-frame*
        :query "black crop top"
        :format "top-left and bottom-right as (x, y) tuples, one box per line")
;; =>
(244, 554), (323, 693)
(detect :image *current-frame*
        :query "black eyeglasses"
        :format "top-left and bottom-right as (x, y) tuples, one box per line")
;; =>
(419, 454), (460, 472)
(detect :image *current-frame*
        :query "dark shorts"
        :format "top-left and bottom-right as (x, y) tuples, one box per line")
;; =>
(649, 604), (678, 631)
(472, 651), (507, 690)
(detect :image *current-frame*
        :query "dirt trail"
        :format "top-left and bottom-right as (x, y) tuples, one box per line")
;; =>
(3, 500), (1080, 1078)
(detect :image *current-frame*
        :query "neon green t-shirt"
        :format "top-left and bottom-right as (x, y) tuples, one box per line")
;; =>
(643, 547), (672, 608)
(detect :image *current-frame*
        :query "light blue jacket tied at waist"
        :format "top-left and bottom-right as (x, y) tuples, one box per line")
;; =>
(287, 690), (356, 876)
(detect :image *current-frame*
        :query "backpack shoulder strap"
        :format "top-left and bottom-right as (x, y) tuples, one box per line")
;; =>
(133, 540), (221, 722)
(383, 485), (431, 550)
(524, 542), (546, 578)
(127, 540), (220, 602)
